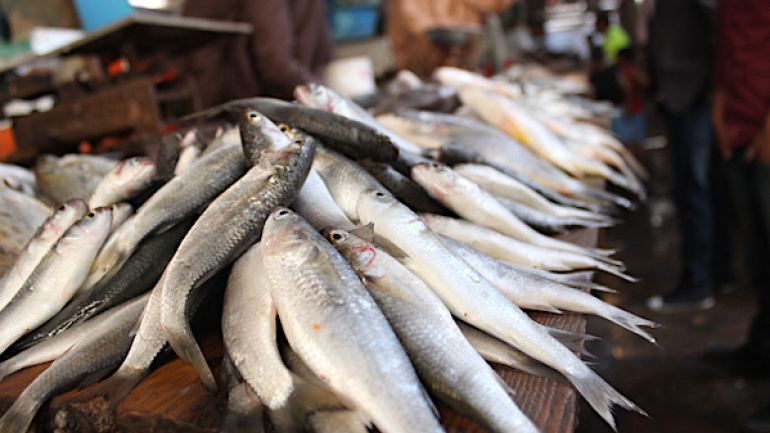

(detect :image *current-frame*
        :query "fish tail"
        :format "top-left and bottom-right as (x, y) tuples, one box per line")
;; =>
(164, 322), (217, 393)
(545, 327), (598, 358)
(583, 186), (635, 211)
(604, 307), (660, 345)
(70, 367), (147, 410)
(555, 271), (617, 293)
(568, 368), (646, 431)
(0, 395), (41, 433)
(596, 262), (640, 283)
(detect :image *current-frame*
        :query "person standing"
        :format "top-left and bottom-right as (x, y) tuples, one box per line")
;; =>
(182, 0), (335, 107)
(645, 0), (734, 313)
(705, 0), (770, 386)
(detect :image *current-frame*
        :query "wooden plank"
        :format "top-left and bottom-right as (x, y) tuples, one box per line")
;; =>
(0, 229), (594, 433)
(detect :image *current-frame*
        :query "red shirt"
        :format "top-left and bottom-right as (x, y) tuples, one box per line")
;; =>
(715, 0), (770, 148)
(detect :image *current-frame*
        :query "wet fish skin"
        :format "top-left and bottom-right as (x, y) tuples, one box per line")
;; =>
(220, 354), (266, 433)
(411, 162), (616, 259)
(261, 208), (444, 433)
(88, 157), (157, 209)
(223, 242), (294, 409)
(295, 83), (423, 154)
(160, 137), (316, 392)
(0, 294), (147, 433)
(188, 97), (399, 163)
(0, 207), (113, 355)
(108, 202), (134, 234)
(0, 293), (150, 383)
(357, 159), (454, 216)
(494, 195), (612, 234)
(0, 199), (87, 312)
(238, 109), (292, 166)
(311, 146), (389, 222)
(155, 133), (183, 180)
(8, 218), (192, 356)
(328, 227), (540, 433)
(455, 320), (565, 382)
(85, 142), (248, 296)
(355, 189), (642, 430)
(290, 168), (357, 232)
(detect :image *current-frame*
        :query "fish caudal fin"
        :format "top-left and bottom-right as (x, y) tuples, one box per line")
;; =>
(569, 368), (646, 431)
(164, 322), (217, 393)
(603, 307), (660, 345)
(0, 396), (40, 433)
(70, 367), (147, 411)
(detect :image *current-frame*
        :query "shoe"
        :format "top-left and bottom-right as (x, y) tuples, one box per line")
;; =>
(703, 344), (770, 377)
(646, 288), (715, 313)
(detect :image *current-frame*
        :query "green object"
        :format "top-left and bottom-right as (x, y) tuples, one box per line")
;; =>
(603, 24), (630, 62)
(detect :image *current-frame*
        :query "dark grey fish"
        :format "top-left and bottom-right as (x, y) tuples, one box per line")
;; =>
(155, 133), (182, 181)
(85, 142), (248, 296)
(357, 160), (454, 216)
(160, 137), (316, 392)
(187, 97), (399, 163)
(0, 293), (147, 433)
(7, 218), (192, 356)
(238, 109), (292, 166)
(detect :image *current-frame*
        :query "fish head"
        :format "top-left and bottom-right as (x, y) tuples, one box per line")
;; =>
(410, 162), (457, 201)
(60, 206), (113, 246)
(110, 157), (157, 190)
(239, 109), (292, 156)
(355, 189), (408, 225)
(326, 227), (378, 275)
(39, 198), (88, 241)
(182, 128), (207, 151)
(262, 207), (311, 254)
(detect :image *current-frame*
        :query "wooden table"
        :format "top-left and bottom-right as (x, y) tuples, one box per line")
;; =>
(0, 229), (594, 433)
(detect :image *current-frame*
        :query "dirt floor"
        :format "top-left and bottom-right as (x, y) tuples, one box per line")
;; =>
(574, 141), (766, 433)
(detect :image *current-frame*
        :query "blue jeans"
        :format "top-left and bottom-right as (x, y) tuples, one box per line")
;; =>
(611, 110), (647, 144)
(723, 148), (770, 354)
(666, 102), (733, 295)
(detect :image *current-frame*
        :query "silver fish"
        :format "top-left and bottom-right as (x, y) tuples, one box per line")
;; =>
(85, 142), (248, 295)
(0, 293), (146, 433)
(223, 242), (294, 409)
(355, 189), (643, 429)
(0, 199), (87, 311)
(160, 137), (316, 392)
(0, 186), (52, 274)
(35, 154), (117, 205)
(0, 293), (149, 383)
(311, 146), (388, 222)
(220, 354), (266, 433)
(0, 207), (112, 355)
(88, 157), (157, 209)
(290, 168), (356, 232)
(0, 163), (36, 197)
(261, 208), (444, 433)
(108, 202), (134, 234)
(328, 226), (540, 433)
(421, 213), (633, 281)
(412, 163), (617, 259)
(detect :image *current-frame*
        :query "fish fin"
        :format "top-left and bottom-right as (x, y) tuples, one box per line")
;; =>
(569, 368), (646, 431)
(493, 370), (517, 396)
(603, 307), (660, 345)
(164, 322), (218, 393)
(525, 303), (562, 314)
(546, 327), (599, 356)
(596, 262), (640, 283)
(372, 234), (410, 259)
(0, 396), (40, 433)
(70, 367), (147, 411)
(420, 381), (441, 420)
(349, 223), (375, 242)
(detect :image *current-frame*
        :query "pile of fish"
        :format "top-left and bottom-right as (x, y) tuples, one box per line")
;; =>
(0, 66), (656, 433)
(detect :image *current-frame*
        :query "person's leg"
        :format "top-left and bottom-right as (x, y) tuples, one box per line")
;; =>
(648, 104), (716, 312)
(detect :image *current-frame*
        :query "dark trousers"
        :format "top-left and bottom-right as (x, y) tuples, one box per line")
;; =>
(666, 102), (733, 295)
(723, 148), (770, 355)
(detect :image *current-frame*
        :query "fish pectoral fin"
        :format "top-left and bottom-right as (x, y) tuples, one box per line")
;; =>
(349, 223), (375, 242)
(372, 234), (410, 259)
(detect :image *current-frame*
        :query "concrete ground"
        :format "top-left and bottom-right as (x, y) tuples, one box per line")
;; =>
(574, 141), (766, 433)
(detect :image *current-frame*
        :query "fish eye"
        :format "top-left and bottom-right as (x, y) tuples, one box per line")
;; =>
(58, 204), (66, 211)
(371, 190), (387, 198)
(85, 211), (96, 218)
(274, 209), (292, 220)
(328, 231), (346, 243)
(247, 111), (260, 121)
(293, 138), (303, 145)
(279, 124), (290, 132)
